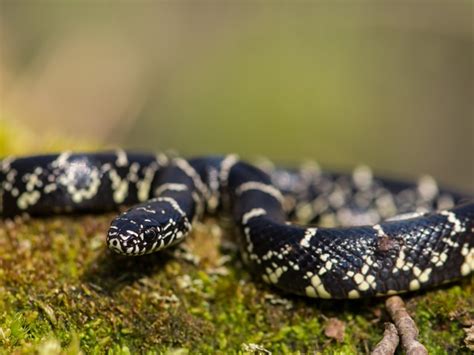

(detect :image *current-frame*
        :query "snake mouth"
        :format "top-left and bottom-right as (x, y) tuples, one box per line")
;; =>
(106, 227), (161, 256)
(107, 234), (156, 256)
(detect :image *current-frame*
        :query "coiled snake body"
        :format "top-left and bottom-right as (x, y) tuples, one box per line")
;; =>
(1, 151), (473, 299)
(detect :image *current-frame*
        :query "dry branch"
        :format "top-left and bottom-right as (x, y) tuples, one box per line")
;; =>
(371, 322), (399, 355)
(385, 296), (428, 355)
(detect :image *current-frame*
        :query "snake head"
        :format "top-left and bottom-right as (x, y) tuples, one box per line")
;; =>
(106, 199), (191, 255)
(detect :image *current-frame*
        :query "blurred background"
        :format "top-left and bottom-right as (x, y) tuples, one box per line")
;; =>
(0, 1), (472, 190)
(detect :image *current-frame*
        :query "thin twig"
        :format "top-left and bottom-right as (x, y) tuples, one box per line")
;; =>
(385, 296), (428, 355)
(371, 322), (399, 355)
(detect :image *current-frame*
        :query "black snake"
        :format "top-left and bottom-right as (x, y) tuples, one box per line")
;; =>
(1, 151), (473, 299)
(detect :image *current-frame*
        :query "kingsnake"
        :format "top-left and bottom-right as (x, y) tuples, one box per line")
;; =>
(1, 151), (473, 299)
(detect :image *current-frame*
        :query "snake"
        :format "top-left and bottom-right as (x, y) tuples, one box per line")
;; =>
(1, 151), (473, 299)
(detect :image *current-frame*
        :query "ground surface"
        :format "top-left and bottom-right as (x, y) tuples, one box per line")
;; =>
(0, 213), (473, 354)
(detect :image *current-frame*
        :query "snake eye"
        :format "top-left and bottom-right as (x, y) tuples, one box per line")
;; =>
(144, 227), (157, 239)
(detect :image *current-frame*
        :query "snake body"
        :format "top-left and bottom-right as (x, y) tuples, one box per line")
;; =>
(1, 151), (473, 299)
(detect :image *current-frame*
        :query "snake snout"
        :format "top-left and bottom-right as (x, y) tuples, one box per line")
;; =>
(107, 211), (171, 255)
(106, 215), (148, 255)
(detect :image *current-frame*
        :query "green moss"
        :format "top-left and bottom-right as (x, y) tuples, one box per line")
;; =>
(0, 215), (472, 353)
(412, 284), (474, 353)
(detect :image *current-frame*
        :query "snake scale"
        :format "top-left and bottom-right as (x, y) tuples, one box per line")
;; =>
(1, 151), (473, 299)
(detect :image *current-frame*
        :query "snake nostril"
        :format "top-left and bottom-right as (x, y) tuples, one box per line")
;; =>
(109, 238), (127, 252)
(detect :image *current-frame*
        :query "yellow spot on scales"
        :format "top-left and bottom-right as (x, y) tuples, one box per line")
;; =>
(304, 274), (332, 298)
(460, 244), (474, 276)
(348, 290), (360, 299)
(17, 190), (41, 209)
(409, 279), (420, 291)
